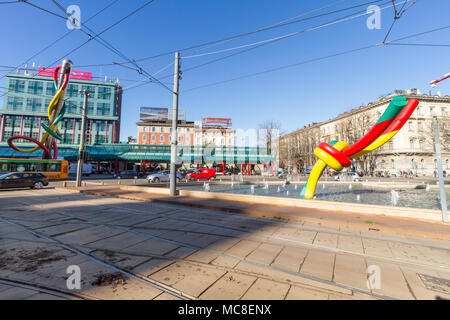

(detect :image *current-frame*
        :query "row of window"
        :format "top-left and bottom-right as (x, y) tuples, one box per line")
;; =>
(1, 130), (112, 144)
(414, 106), (447, 117)
(8, 79), (114, 100)
(6, 97), (114, 116)
(379, 159), (450, 170)
(141, 133), (233, 145)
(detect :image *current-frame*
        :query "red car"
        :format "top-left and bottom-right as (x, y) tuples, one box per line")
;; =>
(186, 168), (216, 181)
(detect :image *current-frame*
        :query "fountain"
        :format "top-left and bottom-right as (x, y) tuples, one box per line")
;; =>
(426, 184), (430, 192)
(277, 186), (281, 192)
(250, 185), (255, 195)
(356, 195), (361, 201)
(294, 184), (298, 190)
(286, 190), (290, 196)
(391, 190), (399, 206)
(349, 184), (352, 190)
(204, 183), (210, 192)
(263, 181), (269, 189)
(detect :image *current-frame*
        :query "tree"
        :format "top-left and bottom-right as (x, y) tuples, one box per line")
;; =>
(259, 120), (283, 154)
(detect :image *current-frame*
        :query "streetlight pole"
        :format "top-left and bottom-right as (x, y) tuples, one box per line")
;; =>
(170, 52), (180, 196)
(433, 117), (448, 223)
(76, 89), (89, 187)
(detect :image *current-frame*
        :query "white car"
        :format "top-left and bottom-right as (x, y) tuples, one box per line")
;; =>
(147, 170), (182, 183)
(334, 172), (361, 182)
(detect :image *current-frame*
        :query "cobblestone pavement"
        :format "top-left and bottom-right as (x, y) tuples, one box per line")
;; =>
(0, 188), (449, 300)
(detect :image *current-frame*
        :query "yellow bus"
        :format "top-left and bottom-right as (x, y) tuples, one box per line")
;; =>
(0, 158), (69, 180)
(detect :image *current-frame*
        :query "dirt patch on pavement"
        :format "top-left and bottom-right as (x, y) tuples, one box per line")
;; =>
(0, 247), (68, 272)
(91, 272), (128, 288)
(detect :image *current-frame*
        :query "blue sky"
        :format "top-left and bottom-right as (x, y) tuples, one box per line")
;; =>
(0, 0), (449, 141)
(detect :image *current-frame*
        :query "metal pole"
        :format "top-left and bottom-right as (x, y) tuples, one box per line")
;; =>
(44, 59), (72, 159)
(170, 52), (180, 196)
(76, 90), (89, 188)
(433, 117), (448, 223)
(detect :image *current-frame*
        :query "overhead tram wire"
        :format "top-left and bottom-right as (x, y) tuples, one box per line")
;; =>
(74, 0), (386, 68)
(136, 0), (405, 84)
(128, 1), (398, 88)
(0, 0), (120, 86)
(382, 0), (419, 43)
(385, 43), (450, 47)
(46, 0), (173, 93)
(19, 0), (172, 93)
(175, 23), (450, 94)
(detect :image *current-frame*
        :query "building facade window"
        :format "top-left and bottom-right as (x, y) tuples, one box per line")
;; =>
(7, 96), (23, 111)
(409, 139), (415, 150)
(97, 86), (112, 100)
(9, 79), (25, 93)
(46, 82), (56, 96)
(391, 159), (395, 169)
(27, 81), (44, 95)
(66, 84), (79, 98)
(421, 159), (425, 169)
(417, 122), (422, 131)
(26, 98), (42, 112)
(81, 85), (96, 96)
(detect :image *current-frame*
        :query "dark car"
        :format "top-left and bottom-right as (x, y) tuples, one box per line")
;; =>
(0, 172), (49, 189)
(113, 170), (143, 179)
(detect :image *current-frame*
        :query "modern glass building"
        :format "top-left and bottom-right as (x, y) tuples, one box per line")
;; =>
(0, 72), (122, 145)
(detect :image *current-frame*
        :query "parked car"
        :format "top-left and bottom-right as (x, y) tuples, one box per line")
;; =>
(114, 170), (143, 179)
(179, 169), (196, 179)
(334, 172), (361, 182)
(0, 172), (49, 189)
(147, 170), (182, 183)
(186, 168), (216, 181)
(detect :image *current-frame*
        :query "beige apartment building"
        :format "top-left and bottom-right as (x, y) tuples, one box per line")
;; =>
(279, 90), (450, 177)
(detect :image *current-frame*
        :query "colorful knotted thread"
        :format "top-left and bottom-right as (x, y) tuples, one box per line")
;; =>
(301, 96), (419, 199)
(7, 66), (70, 159)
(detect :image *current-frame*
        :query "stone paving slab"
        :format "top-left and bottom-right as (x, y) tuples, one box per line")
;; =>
(365, 259), (415, 300)
(270, 246), (308, 273)
(332, 254), (368, 291)
(285, 285), (330, 300)
(241, 278), (290, 300)
(66, 185), (450, 241)
(149, 261), (226, 298)
(1, 189), (449, 300)
(54, 226), (124, 245)
(0, 286), (41, 300)
(300, 250), (335, 281)
(246, 243), (283, 265)
(199, 272), (257, 300)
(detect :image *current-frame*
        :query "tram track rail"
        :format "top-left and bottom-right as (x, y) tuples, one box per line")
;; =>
(2, 190), (449, 300)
